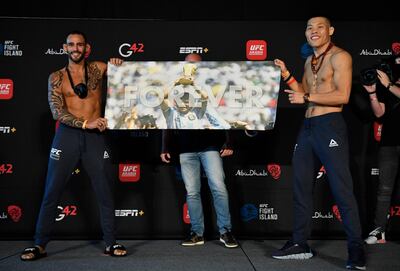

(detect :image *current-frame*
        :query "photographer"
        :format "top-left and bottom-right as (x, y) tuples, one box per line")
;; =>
(362, 55), (400, 244)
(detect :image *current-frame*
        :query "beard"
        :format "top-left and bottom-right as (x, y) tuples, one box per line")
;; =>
(68, 50), (86, 63)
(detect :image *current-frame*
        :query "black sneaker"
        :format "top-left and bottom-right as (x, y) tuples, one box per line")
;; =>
(271, 240), (313, 260)
(220, 230), (239, 248)
(365, 227), (386, 244)
(346, 245), (366, 270)
(181, 232), (204, 246)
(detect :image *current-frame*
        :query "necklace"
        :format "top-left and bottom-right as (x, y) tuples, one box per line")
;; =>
(310, 42), (333, 89)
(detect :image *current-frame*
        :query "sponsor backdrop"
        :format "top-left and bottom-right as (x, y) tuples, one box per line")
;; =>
(1, 18), (399, 240)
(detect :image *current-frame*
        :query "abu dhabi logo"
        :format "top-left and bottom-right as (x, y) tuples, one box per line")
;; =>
(360, 42), (400, 56)
(119, 42), (144, 57)
(45, 48), (68, 56)
(359, 48), (392, 56)
(235, 164), (281, 179)
(235, 169), (269, 177)
(312, 210), (334, 219)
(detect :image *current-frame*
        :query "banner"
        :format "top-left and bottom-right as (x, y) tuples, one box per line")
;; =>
(105, 61), (280, 130)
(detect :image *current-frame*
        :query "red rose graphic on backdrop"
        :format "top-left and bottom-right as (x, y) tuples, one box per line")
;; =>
(84, 44), (91, 59)
(267, 164), (281, 180)
(392, 42), (400, 55)
(7, 205), (22, 222)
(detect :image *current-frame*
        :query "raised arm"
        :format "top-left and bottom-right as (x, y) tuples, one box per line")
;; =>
(274, 59), (305, 93)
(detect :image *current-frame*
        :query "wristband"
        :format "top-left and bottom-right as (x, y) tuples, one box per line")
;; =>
(303, 93), (310, 103)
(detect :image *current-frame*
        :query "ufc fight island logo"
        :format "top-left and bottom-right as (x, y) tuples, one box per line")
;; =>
(1, 40), (23, 56)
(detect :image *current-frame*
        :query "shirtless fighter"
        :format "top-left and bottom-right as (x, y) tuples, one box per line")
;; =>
(21, 30), (126, 261)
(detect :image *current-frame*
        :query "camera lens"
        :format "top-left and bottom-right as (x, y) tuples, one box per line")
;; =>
(360, 68), (377, 86)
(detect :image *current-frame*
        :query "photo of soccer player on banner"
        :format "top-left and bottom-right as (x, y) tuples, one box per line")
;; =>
(105, 61), (280, 130)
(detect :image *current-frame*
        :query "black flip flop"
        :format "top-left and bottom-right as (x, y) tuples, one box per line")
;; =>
(104, 244), (127, 257)
(20, 246), (47, 261)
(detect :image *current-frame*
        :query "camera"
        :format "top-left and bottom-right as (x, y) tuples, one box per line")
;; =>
(360, 59), (393, 86)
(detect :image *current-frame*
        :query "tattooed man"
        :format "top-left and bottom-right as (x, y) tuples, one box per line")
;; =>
(21, 31), (127, 261)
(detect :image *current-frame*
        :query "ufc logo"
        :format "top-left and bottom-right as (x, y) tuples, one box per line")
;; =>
(50, 148), (62, 160)
(0, 83), (11, 90)
(249, 45), (265, 50)
(246, 40), (267, 60)
(51, 148), (62, 155)
(123, 165), (137, 172)
(119, 163), (140, 182)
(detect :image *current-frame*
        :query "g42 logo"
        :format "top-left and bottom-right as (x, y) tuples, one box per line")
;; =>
(390, 206), (400, 217)
(119, 43), (144, 57)
(0, 164), (13, 174)
(55, 205), (77, 221)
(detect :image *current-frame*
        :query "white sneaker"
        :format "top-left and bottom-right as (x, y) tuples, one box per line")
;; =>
(365, 227), (386, 244)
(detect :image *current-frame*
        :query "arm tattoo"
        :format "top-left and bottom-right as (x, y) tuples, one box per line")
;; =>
(48, 71), (84, 128)
(87, 62), (102, 90)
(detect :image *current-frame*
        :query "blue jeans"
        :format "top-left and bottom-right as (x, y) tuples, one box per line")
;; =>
(179, 150), (232, 236)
